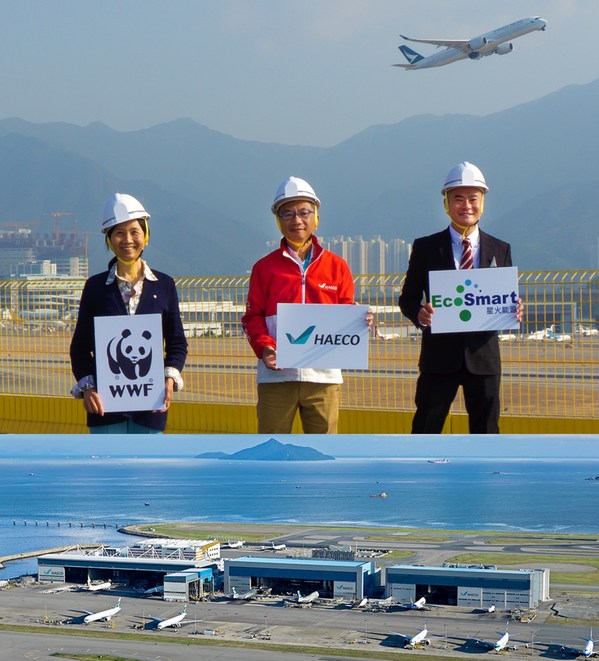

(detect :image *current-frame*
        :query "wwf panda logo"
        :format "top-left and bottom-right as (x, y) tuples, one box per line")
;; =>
(106, 328), (153, 380)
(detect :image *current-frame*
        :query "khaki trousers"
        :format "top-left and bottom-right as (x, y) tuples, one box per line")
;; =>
(257, 382), (341, 434)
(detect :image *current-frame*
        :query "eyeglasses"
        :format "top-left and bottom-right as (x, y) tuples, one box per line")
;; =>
(278, 209), (314, 221)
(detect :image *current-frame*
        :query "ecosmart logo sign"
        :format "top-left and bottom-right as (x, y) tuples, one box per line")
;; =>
(429, 266), (520, 334)
(276, 303), (369, 369)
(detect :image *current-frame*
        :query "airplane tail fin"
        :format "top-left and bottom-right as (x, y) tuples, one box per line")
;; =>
(399, 44), (424, 64)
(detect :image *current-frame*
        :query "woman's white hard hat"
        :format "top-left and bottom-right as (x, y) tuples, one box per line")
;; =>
(271, 176), (321, 215)
(101, 193), (151, 233)
(441, 162), (489, 194)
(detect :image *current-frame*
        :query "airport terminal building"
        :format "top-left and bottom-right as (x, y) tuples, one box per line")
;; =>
(386, 564), (550, 609)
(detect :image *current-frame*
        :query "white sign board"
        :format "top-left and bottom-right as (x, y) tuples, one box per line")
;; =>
(429, 266), (519, 334)
(94, 313), (165, 412)
(276, 304), (369, 369)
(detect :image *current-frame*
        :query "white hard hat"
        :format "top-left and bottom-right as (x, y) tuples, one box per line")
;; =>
(271, 176), (321, 214)
(441, 162), (489, 194)
(101, 193), (151, 232)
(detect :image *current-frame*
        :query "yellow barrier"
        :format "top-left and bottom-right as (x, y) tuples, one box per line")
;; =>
(0, 270), (596, 434)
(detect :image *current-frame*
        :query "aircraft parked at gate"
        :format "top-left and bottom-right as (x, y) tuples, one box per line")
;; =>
(392, 621), (431, 649)
(82, 597), (122, 624)
(560, 628), (597, 658)
(149, 605), (189, 630)
(394, 17), (547, 70)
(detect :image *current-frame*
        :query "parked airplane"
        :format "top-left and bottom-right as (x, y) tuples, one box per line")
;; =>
(228, 586), (257, 600)
(367, 596), (394, 612)
(150, 605), (188, 630)
(143, 585), (164, 596)
(227, 540), (245, 548)
(401, 596), (432, 610)
(475, 624), (517, 652)
(84, 578), (112, 592)
(560, 628), (596, 658)
(82, 597), (122, 624)
(392, 621), (430, 649)
(296, 590), (319, 604)
(261, 542), (286, 551)
(394, 16), (547, 70)
(352, 597), (369, 609)
(579, 325), (599, 337)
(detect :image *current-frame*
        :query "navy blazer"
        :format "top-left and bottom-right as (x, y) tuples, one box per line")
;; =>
(398, 228), (512, 375)
(70, 269), (188, 430)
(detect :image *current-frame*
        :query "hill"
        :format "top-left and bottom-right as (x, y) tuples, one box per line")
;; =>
(0, 78), (598, 274)
(195, 438), (334, 461)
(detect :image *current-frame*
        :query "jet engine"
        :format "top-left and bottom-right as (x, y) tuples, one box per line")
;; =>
(468, 35), (488, 51)
(495, 43), (514, 55)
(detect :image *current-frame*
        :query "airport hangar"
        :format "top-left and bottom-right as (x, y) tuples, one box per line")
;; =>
(37, 545), (216, 602)
(224, 557), (379, 600)
(386, 565), (550, 609)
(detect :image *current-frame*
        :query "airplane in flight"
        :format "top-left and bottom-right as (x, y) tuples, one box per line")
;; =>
(394, 16), (547, 70)
(84, 578), (112, 592)
(392, 621), (431, 649)
(560, 629), (597, 658)
(82, 597), (122, 624)
(149, 605), (189, 630)
(228, 586), (257, 601)
(475, 623), (517, 652)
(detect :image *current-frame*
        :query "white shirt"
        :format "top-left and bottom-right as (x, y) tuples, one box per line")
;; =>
(449, 225), (480, 269)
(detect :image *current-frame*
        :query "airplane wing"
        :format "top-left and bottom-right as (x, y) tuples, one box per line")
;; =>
(400, 34), (469, 48)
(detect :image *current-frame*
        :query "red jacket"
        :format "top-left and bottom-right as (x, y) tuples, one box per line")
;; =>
(242, 237), (355, 363)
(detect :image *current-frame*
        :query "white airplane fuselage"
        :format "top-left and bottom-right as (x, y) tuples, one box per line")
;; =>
(409, 627), (429, 647)
(297, 590), (319, 604)
(410, 597), (427, 609)
(157, 609), (187, 629)
(495, 631), (509, 651)
(83, 599), (121, 624)
(396, 17), (547, 70)
(86, 580), (111, 592)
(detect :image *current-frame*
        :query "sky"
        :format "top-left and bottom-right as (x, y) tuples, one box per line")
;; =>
(0, 435), (598, 459)
(1, 1), (597, 147)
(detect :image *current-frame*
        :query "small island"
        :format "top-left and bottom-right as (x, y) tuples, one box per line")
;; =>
(195, 438), (335, 462)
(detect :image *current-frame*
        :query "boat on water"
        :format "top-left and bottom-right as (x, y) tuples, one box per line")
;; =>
(369, 492), (388, 498)
(428, 459), (449, 464)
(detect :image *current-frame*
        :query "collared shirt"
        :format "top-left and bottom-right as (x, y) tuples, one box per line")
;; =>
(105, 259), (158, 315)
(449, 225), (480, 269)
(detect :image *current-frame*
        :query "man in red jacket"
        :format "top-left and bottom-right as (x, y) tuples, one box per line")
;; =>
(242, 176), (356, 434)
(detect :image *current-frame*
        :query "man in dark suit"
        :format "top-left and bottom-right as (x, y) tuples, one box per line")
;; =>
(399, 162), (521, 434)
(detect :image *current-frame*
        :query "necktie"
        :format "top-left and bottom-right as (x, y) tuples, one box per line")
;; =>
(460, 238), (473, 270)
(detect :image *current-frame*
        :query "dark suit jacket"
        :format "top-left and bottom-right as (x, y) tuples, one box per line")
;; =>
(398, 228), (512, 375)
(70, 269), (188, 430)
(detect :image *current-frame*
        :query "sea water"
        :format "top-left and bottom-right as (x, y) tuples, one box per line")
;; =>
(1, 456), (597, 578)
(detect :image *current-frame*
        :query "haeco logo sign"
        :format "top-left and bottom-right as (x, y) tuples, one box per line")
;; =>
(286, 325), (361, 346)
(431, 278), (518, 323)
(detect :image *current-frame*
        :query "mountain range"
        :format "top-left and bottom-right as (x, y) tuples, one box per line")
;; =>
(0, 78), (598, 276)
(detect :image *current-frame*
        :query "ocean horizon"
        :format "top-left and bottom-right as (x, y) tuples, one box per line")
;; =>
(1, 455), (598, 579)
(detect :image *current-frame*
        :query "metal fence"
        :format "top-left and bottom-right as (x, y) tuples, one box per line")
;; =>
(0, 270), (596, 421)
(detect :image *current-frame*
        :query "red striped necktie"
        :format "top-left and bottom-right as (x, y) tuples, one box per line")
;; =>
(460, 238), (473, 270)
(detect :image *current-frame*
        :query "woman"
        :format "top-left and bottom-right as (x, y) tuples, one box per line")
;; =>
(70, 193), (187, 433)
